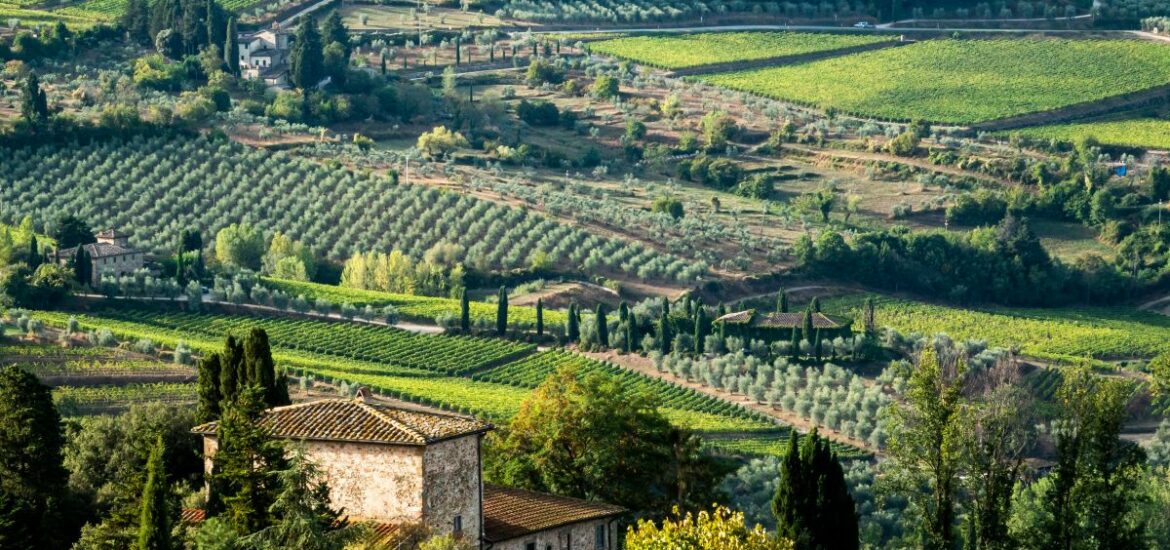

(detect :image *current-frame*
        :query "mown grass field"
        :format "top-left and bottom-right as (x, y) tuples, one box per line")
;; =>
(701, 38), (1170, 124)
(23, 308), (855, 457)
(1009, 117), (1170, 150)
(587, 31), (892, 69)
(0, 2), (100, 27)
(825, 294), (1170, 363)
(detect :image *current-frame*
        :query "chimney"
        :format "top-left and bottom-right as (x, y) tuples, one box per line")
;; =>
(355, 387), (374, 402)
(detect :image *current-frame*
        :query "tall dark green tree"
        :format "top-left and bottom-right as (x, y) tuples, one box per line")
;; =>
(460, 289), (470, 333)
(535, 298), (544, 338)
(244, 328), (278, 405)
(595, 304), (608, 347)
(206, 387), (287, 534)
(197, 354), (223, 423)
(863, 296), (876, 336)
(790, 324), (801, 361)
(20, 72), (49, 126)
(626, 311), (637, 353)
(27, 235), (41, 268)
(220, 335), (244, 403)
(496, 286), (508, 336)
(136, 436), (172, 550)
(814, 329), (823, 363)
(72, 245), (90, 286)
(802, 309), (814, 346)
(0, 366), (68, 549)
(53, 214), (95, 249)
(778, 290), (788, 313)
(693, 307), (707, 355)
(567, 303), (580, 343)
(658, 309), (671, 355)
(122, 0), (151, 43)
(224, 17), (238, 75)
(321, 10), (350, 56)
(289, 17), (324, 89)
(772, 429), (858, 550)
(810, 296), (821, 313)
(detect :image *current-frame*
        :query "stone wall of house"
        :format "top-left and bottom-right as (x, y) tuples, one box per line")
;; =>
(202, 436), (219, 477)
(423, 435), (482, 539)
(92, 253), (144, 285)
(491, 519), (618, 550)
(302, 440), (427, 523)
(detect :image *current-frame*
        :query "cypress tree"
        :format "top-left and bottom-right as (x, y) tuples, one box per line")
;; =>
(20, 72), (49, 126)
(460, 289), (470, 333)
(717, 303), (727, 317)
(244, 328), (277, 406)
(224, 17), (238, 76)
(204, 0), (216, 48)
(626, 311), (636, 353)
(28, 235), (41, 268)
(454, 36), (461, 65)
(773, 430), (858, 550)
(811, 296), (821, 313)
(496, 286), (508, 336)
(567, 302), (579, 342)
(864, 296), (876, 336)
(197, 354), (223, 423)
(779, 291), (789, 313)
(803, 309), (814, 347)
(0, 366), (68, 549)
(380, 51), (387, 75)
(814, 329), (823, 363)
(72, 245), (86, 285)
(220, 335), (243, 403)
(659, 309), (671, 355)
(595, 304), (608, 347)
(206, 387), (287, 532)
(535, 298), (544, 338)
(618, 301), (628, 323)
(136, 435), (172, 550)
(272, 372), (291, 406)
(289, 16), (324, 89)
(790, 325), (800, 361)
(693, 307), (706, 355)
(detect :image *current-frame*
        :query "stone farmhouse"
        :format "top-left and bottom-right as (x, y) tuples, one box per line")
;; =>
(191, 394), (626, 549)
(715, 309), (852, 342)
(54, 229), (144, 287)
(237, 28), (293, 87)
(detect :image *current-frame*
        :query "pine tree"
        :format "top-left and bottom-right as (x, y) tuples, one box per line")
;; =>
(596, 304), (608, 347)
(136, 435), (172, 550)
(197, 354), (223, 423)
(460, 289), (470, 333)
(535, 298), (544, 338)
(496, 286), (508, 336)
(207, 387), (287, 533)
(289, 17), (324, 89)
(567, 303), (580, 343)
(0, 366), (68, 549)
(224, 17), (238, 76)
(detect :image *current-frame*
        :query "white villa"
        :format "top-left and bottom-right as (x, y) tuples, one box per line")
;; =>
(238, 28), (293, 87)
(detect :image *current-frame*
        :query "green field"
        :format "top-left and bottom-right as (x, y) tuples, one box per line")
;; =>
(825, 294), (1170, 363)
(587, 31), (891, 69)
(1010, 117), (1170, 150)
(262, 278), (568, 328)
(701, 38), (1170, 124)
(0, 2), (99, 26)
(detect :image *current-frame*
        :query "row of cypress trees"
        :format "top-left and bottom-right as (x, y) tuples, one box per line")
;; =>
(196, 328), (291, 424)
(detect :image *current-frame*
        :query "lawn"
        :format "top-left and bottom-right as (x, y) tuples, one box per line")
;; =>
(1009, 117), (1170, 150)
(587, 31), (892, 69)
(824, 294), (1170, 363)
(700, 38), (1170, 124)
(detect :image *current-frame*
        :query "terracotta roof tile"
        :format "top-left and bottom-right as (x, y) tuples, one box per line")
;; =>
(180, 508), (206, 524)
(191, 398), (491, 446)
(482, 485), (626, 543)
(715, 310), (848, 329)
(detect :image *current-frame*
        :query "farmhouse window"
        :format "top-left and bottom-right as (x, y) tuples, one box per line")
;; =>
(594, 525), (606, 549)
(453, 515), (462, 535)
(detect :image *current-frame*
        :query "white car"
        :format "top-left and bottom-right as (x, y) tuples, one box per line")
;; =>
(854, 21), (875, 28)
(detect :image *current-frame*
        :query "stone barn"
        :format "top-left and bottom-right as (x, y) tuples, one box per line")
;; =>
(55, 228), (144, 286)
(192, 394), (626, 549)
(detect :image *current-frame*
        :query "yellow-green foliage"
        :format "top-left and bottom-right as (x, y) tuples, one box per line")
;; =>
(1009, 118), (1170, 150)
(826, 295), (1170, 363)
(702, 39), (1170, 124)
(588, 31), (890, 69)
